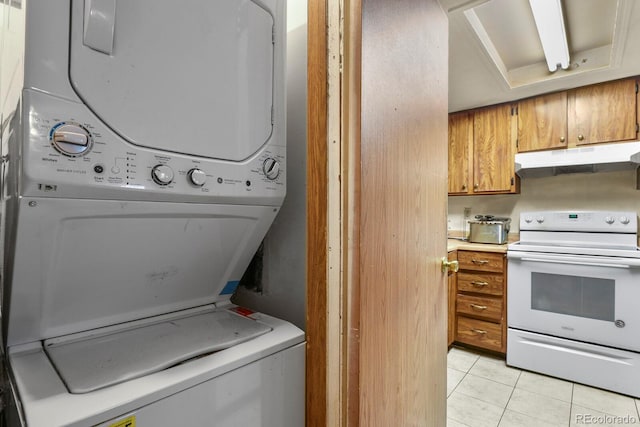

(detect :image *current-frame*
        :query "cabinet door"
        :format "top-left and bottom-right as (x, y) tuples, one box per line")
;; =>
(517, 92), (568, 152)
(448, 113), (472, 194)
(570, 79), (638, 146)
(473, 104), (517, 193)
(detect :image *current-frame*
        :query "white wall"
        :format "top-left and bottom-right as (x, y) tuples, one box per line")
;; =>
(448, 169), (640, 234)
(233, 0), (307, 330)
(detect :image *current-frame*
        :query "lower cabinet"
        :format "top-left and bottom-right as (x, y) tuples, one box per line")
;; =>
(454, 250), (507, 354)
(447, 250), (457, 347)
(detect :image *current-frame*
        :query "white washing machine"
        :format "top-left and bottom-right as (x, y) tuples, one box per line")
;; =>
(0, 1), (304, 426)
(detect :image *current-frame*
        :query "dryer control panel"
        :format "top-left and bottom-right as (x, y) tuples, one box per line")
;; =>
(21, 90), (286, 205)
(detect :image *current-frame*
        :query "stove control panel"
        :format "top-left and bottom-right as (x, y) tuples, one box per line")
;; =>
(520, 211), (638, 233)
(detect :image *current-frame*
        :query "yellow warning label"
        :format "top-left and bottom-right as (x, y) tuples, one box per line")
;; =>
(108, 415), (136, 427)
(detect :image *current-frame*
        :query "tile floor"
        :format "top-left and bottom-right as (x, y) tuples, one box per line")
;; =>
(447, 346), (640, 427)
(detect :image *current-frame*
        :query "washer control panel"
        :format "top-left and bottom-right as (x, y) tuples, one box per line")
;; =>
(22, 91), (285, 204)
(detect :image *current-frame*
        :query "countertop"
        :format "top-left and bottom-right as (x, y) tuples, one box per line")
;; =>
(447, 239), (509, 253)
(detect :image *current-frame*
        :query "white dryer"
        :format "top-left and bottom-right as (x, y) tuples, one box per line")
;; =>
(1, 1), (303, 426)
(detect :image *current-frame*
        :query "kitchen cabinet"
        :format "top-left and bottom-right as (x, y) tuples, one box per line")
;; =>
(473, 104), (518, 193)
(570, 78), (638, 146)
(517, 91), (568, 152)
(448, 104), (519, 195)
(447, 250), (457, 347)
(448, 113), (472, 194)
(454, 250), (507, 354)
(517, 78), (639, 153)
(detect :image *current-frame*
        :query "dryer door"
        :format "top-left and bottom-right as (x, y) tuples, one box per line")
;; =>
(69, 0), (274, 161)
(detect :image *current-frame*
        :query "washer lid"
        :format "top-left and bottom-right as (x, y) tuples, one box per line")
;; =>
(69, 0), (274, 161)
(45, 309), (272, 394)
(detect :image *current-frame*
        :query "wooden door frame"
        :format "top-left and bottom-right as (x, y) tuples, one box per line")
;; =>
(307, 0), (357, 425)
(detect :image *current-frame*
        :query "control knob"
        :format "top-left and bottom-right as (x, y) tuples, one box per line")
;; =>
(536, 216), (545, 224)
(151, 164), (174, 186)
(263, 158), (281, 180)
(51, 122), (92, 157)
(188, 168), (206, 186)
(619, 216), (630, 225)
(524, 216), (533, 224)
(605, 216), (615, 225)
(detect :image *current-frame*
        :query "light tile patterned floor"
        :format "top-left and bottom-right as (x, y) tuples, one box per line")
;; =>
(447, 346), (640, 427)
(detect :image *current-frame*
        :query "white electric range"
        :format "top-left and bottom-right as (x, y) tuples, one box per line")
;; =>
(507, 210), (640, 397)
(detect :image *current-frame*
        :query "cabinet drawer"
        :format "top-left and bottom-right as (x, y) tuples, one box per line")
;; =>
(456, 317), (502, 352)
(457, 272), (504, 296)
(458, 251), (505, 273)
(456, 294), (502, 322)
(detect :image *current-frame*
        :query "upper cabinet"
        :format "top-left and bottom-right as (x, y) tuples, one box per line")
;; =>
(473, 104), (518, 194)
(449, 77), (639, 195)
(517, 91), (568, 152)
(448, 112), (472, 194)
(517, 78), (639, 153)
(570, 78), (638, 146)
(448, 104), (519, 195)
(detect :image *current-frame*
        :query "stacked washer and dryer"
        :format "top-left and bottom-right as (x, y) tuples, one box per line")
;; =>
(0, 1), (304, 426)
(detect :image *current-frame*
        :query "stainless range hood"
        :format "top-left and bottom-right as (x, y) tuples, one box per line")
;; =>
(515, 141), (640, 177)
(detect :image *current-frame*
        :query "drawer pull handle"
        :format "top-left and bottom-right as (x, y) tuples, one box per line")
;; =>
(470, 304), (487, 310)
(471, 259), (489, 265)
(471, 329), (487, 335)
(471, 281), (489, 287)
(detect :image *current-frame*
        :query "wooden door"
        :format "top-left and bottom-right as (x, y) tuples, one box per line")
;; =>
(308, 0), (449, 425)
(517, 91), (568, 152)
(473, 104), (516, 193)
(569, 78), (638, 146)
(448, 112), (473, 194)
(358, 0), (448, 425)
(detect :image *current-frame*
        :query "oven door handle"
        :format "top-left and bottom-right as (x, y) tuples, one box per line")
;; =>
(508, 252), (640, 268)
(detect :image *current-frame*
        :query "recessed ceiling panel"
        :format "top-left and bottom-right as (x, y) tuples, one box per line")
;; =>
(565, 0), (616, 52)
(448, 0), (638, 112)
(474, 0), (543, 69)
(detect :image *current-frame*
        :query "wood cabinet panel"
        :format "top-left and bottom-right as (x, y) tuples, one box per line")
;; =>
(456, 294), (502, 321)
(518, 92), (568, 152)
(570, 79), (638, 146)
(473, 104), (517, 193)
(448, 251), (457, 347)
(457, 272), (504, 296)
(457, 251), (505, 273)
(448, 113), (473, 194)
(456, 317), (503, 352)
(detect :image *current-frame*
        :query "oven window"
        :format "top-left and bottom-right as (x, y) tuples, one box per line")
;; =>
(531, 272), (615, 322)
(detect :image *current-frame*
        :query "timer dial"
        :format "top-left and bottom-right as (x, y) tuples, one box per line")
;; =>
(263, 158), (281, 180)
(151, 164), (174, 185)
(51, 122), (92, 157)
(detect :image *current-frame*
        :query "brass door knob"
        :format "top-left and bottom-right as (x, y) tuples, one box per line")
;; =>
(560, 136), (566, 143)
(441, 257), (459, 273)
(462, 184), (467, 190)
(578, 134), (585, 141)
(473, 184), (479, 190)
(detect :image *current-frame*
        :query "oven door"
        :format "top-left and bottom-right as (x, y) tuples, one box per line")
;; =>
(507, 251), (640, 352)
